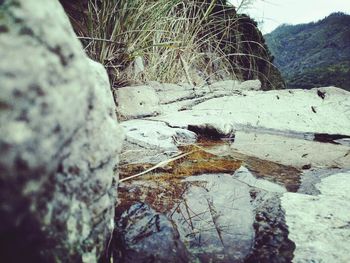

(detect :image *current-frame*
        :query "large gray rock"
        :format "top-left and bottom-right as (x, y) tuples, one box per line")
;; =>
(152, 87), (350, 136)
(0, 1), (123, 262)
(176, 173), (255, 262)
(281, 171), (350, 263)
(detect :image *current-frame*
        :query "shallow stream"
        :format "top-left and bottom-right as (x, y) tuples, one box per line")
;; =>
(113, 130), (350, 262)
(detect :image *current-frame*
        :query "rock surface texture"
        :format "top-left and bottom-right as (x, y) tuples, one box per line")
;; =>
(0, 1), (123, 262)
(152, 87), (350, 136)
(116, 80), (256, 120)
(177, 173), (255, 261)
(282, 171), (350, 263)
(119, 85), (350, 166)
(114, 203), (190, 263)
(117, 80), (350, 262)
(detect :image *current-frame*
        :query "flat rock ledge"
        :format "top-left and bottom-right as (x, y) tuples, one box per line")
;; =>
(119, 85), (350, 164)
(115, 79), (260, 120)
(151, 87), (350, 136)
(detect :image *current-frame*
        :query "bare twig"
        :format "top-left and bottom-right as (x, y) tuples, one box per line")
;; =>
(120, 150), (196, 182)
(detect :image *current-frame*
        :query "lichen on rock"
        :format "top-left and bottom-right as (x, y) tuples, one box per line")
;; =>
(0, 0), (123, 262)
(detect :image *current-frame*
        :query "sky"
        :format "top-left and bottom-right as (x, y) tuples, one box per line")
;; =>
(230, 0), (350, 34)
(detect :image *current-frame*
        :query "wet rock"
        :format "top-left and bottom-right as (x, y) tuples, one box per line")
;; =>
(281, 171), (350, 263)
(116, 169), (297, 263)
(174, 174), (255, 262)
(0, 1), (123, 262)
(206, 143), (302, 192)
(246, 192), (295, 263)
(231, 168), (294, 262)
(114, 203), (190, 263)
(210, 131), (350, 170)
(117, 173), (257, 262)
(233, 167), (287, 193)
(119, 144), (242, 180)
(116, 81), (350, 262)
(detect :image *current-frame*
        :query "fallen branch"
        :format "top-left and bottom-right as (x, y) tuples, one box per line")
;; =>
(119, 150), (196, 182)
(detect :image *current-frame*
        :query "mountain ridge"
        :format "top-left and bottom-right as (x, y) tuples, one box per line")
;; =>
(265, 12), (350, 91)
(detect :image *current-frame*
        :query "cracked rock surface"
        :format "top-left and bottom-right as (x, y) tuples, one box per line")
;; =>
(151, 87), (350, 136)
(282, 171), (350, 263)
(117, 83), (350, 262)
(0, 0), (123, 262)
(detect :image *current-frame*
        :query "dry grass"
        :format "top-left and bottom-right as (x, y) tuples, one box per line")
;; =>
(61, 0), (279, 89)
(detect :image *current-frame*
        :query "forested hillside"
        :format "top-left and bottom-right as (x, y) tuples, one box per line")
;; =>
(265, 12), (350, 91)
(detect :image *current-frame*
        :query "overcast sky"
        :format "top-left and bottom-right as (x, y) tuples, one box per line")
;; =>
(230, 0), (350, 34)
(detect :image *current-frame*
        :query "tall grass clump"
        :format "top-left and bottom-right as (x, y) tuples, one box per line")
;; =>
(60, 0), (283, 90)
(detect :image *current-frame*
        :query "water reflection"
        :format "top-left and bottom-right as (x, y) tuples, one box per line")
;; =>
(117, 169), (294, 262)
(115, 131), (350, 262)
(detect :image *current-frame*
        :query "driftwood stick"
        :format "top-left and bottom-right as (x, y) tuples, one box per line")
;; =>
(119, 150), (195, 182)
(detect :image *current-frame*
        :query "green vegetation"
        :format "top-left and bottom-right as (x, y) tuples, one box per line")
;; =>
(59, 0), (284, 90)
(265, 12), (350, 91)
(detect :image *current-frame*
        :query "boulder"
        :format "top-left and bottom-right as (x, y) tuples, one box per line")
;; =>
(0, 0), (123, 262)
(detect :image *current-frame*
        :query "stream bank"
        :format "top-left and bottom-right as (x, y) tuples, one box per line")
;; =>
(112, 83), (350, 263)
